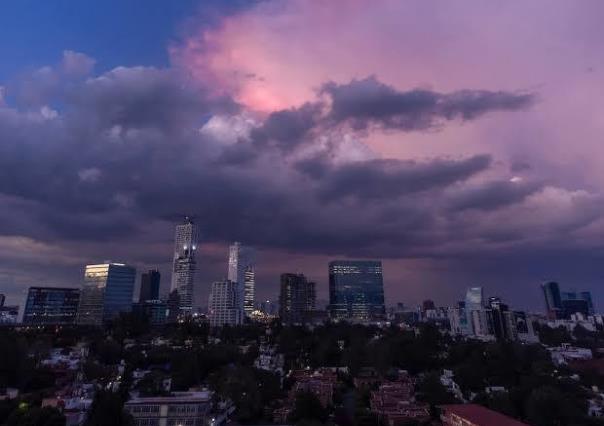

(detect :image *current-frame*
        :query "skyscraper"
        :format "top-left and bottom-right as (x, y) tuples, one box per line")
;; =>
(208, 280), (242, 327)
(77, 263), (136, 325)
(465, 287), (485, 335)
(562, 299), (590, 318)
(580, 291), (595, 315)
(541, 281), (563, 319)
(0, 294), (18, 325)
(139, 269), (161, 302)
(279, 273), (316, 325)
(562, 290), (595, 316)
(171, 217), (198, 315)
(328, 260), (385, 321)
(227, 242), (255, 317)
(488, 296), (511, 340)
(448, 301), (469, 335)
(23, 287), (80, 325)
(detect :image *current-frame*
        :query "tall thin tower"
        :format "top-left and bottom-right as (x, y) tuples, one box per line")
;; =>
(171, 217), (198, 315)
(227, 242), (255, 317)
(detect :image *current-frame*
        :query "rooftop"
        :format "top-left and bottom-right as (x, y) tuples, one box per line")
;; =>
(126, 391), (211, 405)
(440, 404), (529, 426)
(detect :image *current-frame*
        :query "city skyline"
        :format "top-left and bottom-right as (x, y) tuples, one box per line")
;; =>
(2, 1), (604, 311)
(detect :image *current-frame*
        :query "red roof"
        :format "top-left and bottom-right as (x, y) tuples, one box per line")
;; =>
(440, 404), (529, 426)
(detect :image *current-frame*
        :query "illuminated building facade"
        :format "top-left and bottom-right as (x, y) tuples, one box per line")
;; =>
(279, 273), (316, 324)
(208, 279), (242, 327)
(227, 242), (255, 317)
(328, 260), (385, 320)
(23, 287), (80, 325)
(77, 263), (136, 325)
(171, 217), (198, 315)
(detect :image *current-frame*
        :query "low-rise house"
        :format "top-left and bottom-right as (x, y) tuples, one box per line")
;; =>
(440, 370), (464, 401)
(274, 368), (339, 421)
(124, 390), (213, 426)
(370, 374), (430, 425)
(0, 388), (19, 400)
(354, 367), (382, 389)
(548, 344), (593, 366)
(254, 344), (284, 375)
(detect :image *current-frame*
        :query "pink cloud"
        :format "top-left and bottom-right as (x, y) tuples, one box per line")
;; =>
(171, 0), (604, 187)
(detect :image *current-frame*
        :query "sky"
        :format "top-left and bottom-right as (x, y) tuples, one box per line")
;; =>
(1, 0), (604, 311)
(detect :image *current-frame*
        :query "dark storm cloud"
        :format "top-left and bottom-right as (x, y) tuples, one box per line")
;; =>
(321, 76), (534, 131)
(68, 67), (238, 132)
(2, 64), (600, 273)
(250, 102), (321, 150)
(309, 155), (492, 201)
(447, 179), (543, 211)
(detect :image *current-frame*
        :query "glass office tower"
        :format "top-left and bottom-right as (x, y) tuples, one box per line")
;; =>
(171, 217), (198, 315)
(23, 287), (80, 325)
(139, 269), (161, 302)
(464, 287), (485, 335)
(328, 260), (385, 320)
(580, 291), (595, 315)
(541, 281), (563, 319)
(227, 242), (255, 317)
(562, 290), (595, 316)
(77, 263), (136, 325)
(279, 273), (316, 325)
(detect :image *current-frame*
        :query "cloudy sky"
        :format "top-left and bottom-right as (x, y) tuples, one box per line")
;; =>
(1, 0), (603, 310)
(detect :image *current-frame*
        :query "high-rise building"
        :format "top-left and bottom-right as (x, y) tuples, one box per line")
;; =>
(166, 289), (180, 324)
(448, 301), (469, 335)
(139, 269), (161, 302)
(562, 290), (595, 316)
(562, 299), (590, 318)
(328, 260), (385, 321)
(208, 280), (242, 327)
(0, 299), (18, 325)
(171, 217), (198, 315)
(132, 300), (168, 326)
(77, 263), (136, 326)
(512, 311), (538, 343)
(465, 287), (485, 335)
(23, 287), (80, 325)
(580, 291), (595, 315)
(488, 296), (511, 340)
(279, 273), (316, 325)
(541, 281), (563, 319)
(422, 299), (436, 312)
(227, 242), (256, 317)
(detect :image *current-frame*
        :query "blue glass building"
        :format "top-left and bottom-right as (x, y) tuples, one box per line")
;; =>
(562, 290), (594, 316)
(328, 260), (385, 320)
(77, 263), (136, 325)
(23, 287), (80, 325)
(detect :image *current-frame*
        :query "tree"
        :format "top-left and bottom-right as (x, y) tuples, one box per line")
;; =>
(208, 366), (278, 422)
(5, 405), (65, 426)
(416, 372), (458, 417)
(0, 400), (18, 424)
(289, 391), (328, 424)
(84, 390), (133, 426)
(95, 339), (123, 365)
(525, 385), (586, 426)
(482, 391), (518, 419)
(534, 324), (572, 347)
(135, 370), (170, 396)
